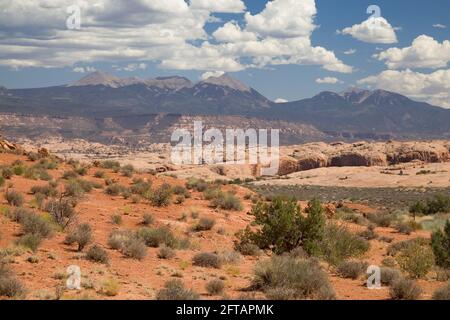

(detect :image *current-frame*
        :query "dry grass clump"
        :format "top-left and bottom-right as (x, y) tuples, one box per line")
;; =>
(157, 245), (176, 260)
(0, 261), (26, 298)
(389, 278), (422, 300)
(210, 191), (243, 211)
(5, 190), (24, 207)
(380, 267), (402, 286)
(253, 255), (335, 300)
(86, 245), (109, 264)
(336, 261), (368, 280)
(366, 212), (396, 227)
(16, 234), (42, 253)
(192, 252), (222, 269)
(122, 238), (147, 260)
(433, 283), (450, 300)
(206, 279), (225, 295)
(142, 213), (154, 226)
(156, 279), (199, 300)
(193, 217), (216, 232)
(148, 184), (172, 207)
(108, 231), (147, 260)
(137, 226), (178, 248)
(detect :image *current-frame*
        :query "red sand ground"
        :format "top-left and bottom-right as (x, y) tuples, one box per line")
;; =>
(0, 153), (446, 300)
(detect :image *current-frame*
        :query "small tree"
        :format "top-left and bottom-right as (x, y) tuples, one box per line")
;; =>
(431, 221), (450, 268)
(65, 223), (92, 252)
(46, 195), (78, 230)
(238, 197), (326, 255)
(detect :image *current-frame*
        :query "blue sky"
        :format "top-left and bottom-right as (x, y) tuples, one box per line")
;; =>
(0, 0), (449, 106)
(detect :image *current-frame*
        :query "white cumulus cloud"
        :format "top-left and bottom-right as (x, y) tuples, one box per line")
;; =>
(200, 70), (225, 80)
(316, 77), (340, 84)
(189, 0), (246, 13)
(339, 17), (398, 44)
(374, 35), (450, 69)
(0, 0), (353, 75)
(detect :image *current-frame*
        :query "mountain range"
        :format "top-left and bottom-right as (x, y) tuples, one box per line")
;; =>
(0, 71), (449, 140)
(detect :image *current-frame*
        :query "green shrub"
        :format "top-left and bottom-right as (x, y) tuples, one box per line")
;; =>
(20, 213), (53, 238)
(238, 198), (326, 255)
(380, 267), (402, 286)
(336, 210), (369, 226)
(193, 217), (216, 232)
(74, 166), (88, 176)
(186, 178), (208, 192)
(24, 167), (52, 181)
(131, 179), (151, 196)
(5, 190), (24, 207)
(192, 252), (222, 269)
(158, 245), (176, 260)
(86, 245), (109, 264)
(253, 256), (335, 300)
(16, 234), (42, 252)
(1, 167), (14, 179)
(172, 185), (190, 198)
(105, 184), (126, 196)
(120, 164), (134, 177)
(206, 279), (225, 295)
(107, 230), (130, 250)
(13, 165), (25, 176)
(410, 195), (450, 215)
(0, 176), (4, 187)
(137, 226), (176, 248)
(156, 279), (199, 300)
(94, 171), (106, 178)
(387, 238), (429, 256)
(431, 221), (450, 268)
(389, 278), (422, 300)
(316, 223), (370, 266)
(148, 184), (172, 207)
(433, 283), (450, 300)
(235, 242), (261, 256)
(65, 223), (92, 252)
(210, 192), (243, 211)
(30, 185), (57, 198)
(396, 242), (434, 278)
(366, 212), (395, 227)
(100, 160), (121, 170)
(203, 188), (222, 201)
(64, 180), (85, 198)
(336, 261), (368, 280)
(62, 170), (79, 180)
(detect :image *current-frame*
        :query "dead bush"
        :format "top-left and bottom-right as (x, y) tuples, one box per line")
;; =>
(156, 279), (199, 300)
(192, 252), (222, 269)
(65, 223), (92, 252)
(389, 278), (422, 300)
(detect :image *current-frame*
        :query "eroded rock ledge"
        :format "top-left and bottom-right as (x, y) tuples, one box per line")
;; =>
(278, 141), (450, 176)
